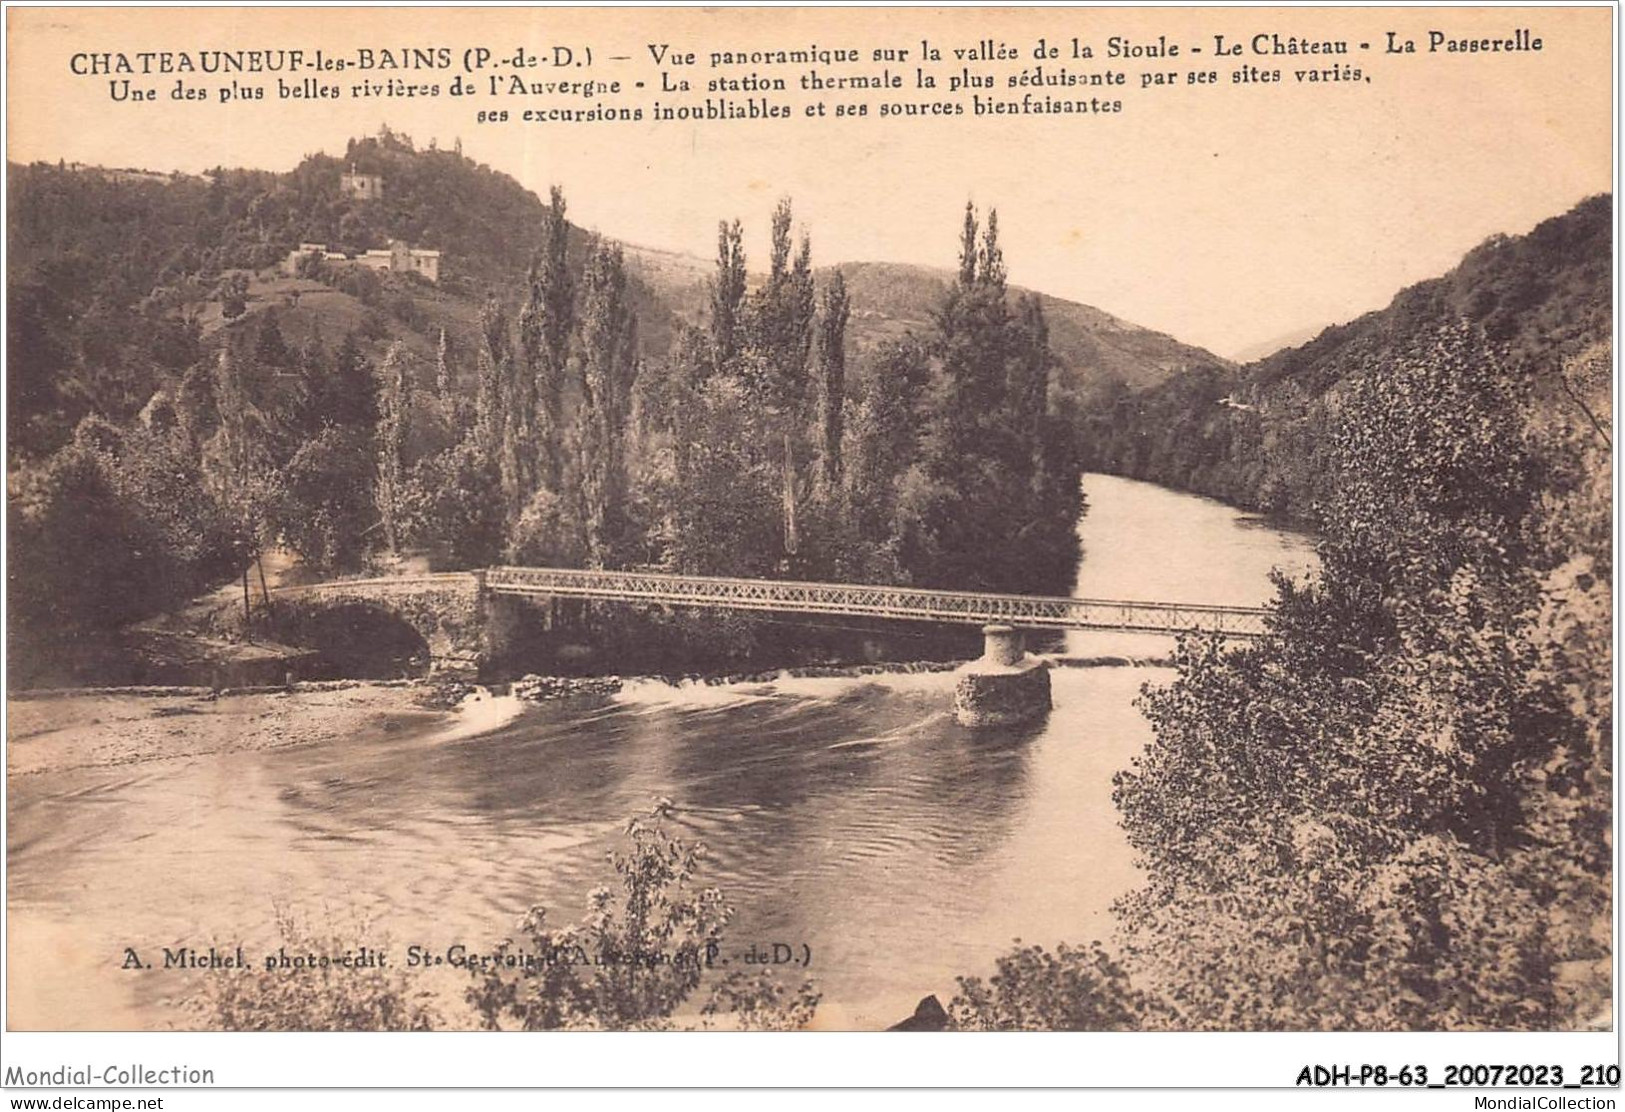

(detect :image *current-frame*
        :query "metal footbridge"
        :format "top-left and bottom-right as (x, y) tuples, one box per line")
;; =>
(275, 567), (1270, 639)
(478, 566), (1270, 639)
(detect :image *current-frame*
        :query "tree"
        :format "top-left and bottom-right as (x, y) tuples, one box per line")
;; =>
(905, 203), (1081, 594)
(816, 270), (851, 488)
(8, 274), (82, 459)
(434, 327), (453, 407)
(252, 310), (291, 368)
(9, 419), (243, 636)
(514, 186), (574, 506)
(658, 204), (822, 575)
(373, 342), (410, 554)
(726, 199), (820, 568)
(709, 219), (747, 367)
(474, 298), (511, 465)
(575, 239), (639, 569)
(276, 426), (375, 573)
(398, 437), (505, 569)
(662, 374), (783, 578)
(844, 338), (928, 557)
(300, 332), (378, 433)
(951, 328), (1602, 1032)
(200, 347), (282, 601)
(1104, 324), (1601, 1030)
(747, 199), (815, 413)
(205, 348), (271, 487)
(217, 272), (249, 320)
(957, 200), (978, 287)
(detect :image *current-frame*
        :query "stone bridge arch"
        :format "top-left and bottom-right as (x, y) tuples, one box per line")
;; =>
(266, 573), (489, 677)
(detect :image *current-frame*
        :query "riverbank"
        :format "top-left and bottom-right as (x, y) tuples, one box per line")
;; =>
(6, 683), (444, 779)
(8, 626), (322, 692)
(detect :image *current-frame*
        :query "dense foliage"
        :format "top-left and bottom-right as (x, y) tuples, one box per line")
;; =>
(959, 324), (1611, 1031)
(9, 141), (1086, 673)
(624, 200), (1082, 597)
(8, 415), (249, 633)
(6, 130), (558, 463)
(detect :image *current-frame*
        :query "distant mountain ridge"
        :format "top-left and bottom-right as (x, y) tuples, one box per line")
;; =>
(1227, 324), (1326, 365)
(1078, 193), (1613, 520)
(621, 247), (1229, 393)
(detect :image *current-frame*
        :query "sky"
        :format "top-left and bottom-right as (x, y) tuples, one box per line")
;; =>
(7, 6), (1613, 358)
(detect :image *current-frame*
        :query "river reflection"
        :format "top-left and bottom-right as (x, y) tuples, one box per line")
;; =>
(6, 474), (1319, 1029)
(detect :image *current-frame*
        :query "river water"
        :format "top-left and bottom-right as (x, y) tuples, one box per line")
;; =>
(6, 474), (1317, 1030)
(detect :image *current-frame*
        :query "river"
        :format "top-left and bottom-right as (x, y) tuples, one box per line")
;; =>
(6, 474), (1318, 1030)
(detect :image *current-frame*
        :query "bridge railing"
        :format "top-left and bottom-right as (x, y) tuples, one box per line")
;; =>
(483, 566), (1270, 638)
(272, 573), (480, 597)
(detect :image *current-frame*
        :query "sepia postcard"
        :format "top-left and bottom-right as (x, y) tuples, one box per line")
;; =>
(2, 2), (1616, 1095)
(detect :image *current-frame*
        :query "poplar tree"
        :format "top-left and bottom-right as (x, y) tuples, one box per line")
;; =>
(374, 342), (409, 554)
(434, 327), (452, 404)
(208, 348), (265, 488)
(710, 219), (747, 367)
(816, 270), (851, 487)
(743, 199), (819, 563)
(906, 203), (1079, 594)
(957, 201), (979, 287)
(474, 298), (522, 521)
(516, 186), (574, 500)
(576, 239), (639, 569)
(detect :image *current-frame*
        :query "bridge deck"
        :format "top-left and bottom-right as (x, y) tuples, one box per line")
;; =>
(275, 567), (1270, 639)
(482, 566), (1269, 639)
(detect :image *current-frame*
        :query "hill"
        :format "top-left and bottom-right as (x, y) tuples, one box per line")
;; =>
(832, 261), (1227, 391)
(1227, 323), (1325, 364)
(10, 131), (1225, 465)
(8, 143), (1109, 674)
(621, 247), (1228, 397)
(7, 134), (663, 459)
(1078, 193), (1613, 519)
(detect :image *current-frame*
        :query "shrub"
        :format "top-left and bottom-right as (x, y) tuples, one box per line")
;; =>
(216, 272), (249, 319)
(191, 906), (438, 1031)
(949, 941), (1154, 1031)
(467, 803), (820, 1030)
(9, 420), (246, 635)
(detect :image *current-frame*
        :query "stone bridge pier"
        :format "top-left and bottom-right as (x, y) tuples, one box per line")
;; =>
(953, 624), (1052, 727)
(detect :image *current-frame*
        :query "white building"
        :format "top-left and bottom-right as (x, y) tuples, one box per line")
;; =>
(340, 166), (384, 201)
(356, 240), (441, 284)
(283, 240), (440, 284)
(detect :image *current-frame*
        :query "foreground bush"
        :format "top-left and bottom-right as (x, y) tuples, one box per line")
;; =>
(467, 804), (819, 1030)
(191, 907), (438, 1031)
(949, 942), (1155, 1031)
